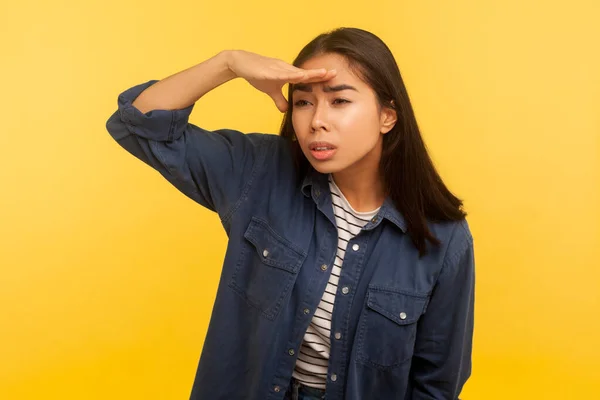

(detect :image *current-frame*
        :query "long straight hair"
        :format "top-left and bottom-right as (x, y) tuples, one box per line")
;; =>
(279, 27), (466, 256)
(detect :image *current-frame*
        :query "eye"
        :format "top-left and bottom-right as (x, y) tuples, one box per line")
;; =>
(333, 98), (350, 105)
(294, 99), (311, 107)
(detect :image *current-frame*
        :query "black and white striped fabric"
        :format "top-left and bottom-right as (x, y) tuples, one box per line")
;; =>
(292, 176), (380, 389)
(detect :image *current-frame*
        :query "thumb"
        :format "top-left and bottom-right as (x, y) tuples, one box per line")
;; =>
(270, 90), (289, 113)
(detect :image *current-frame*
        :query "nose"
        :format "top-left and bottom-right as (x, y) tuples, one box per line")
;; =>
(310, 102), (330, 133)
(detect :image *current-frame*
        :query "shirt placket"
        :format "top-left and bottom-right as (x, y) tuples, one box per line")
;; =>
(269, 191), (340, 398)
(325, 230), (370, 400)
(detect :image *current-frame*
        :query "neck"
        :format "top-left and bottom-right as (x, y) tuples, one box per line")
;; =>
(332, 166), (385, 213)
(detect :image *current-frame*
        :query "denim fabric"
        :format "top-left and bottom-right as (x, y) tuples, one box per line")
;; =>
(284, 378), (326, 400)
(105, 80), (475, 400)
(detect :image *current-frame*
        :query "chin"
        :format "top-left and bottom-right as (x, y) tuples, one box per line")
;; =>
(308, 160), (344, 175)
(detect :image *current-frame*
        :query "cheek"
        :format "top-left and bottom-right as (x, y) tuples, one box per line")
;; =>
(338, 106), (381, 137)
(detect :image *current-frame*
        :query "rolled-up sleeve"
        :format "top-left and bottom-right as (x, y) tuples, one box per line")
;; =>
(409, 221), (475, 399)
(105, 79), (267, 221)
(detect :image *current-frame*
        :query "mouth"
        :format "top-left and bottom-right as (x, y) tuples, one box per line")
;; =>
(308, 141), (337, 161)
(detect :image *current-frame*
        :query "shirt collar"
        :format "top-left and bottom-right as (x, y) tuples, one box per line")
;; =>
(301, 168), (407, 233)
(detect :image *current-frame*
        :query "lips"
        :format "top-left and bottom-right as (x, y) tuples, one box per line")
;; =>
(309, 141), (336, 151)
(308, 141), (337, 161)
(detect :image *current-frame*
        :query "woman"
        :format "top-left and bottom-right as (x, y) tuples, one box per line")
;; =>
(106, 27), (475, 400)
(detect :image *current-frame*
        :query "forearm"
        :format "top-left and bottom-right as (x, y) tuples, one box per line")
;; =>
(131, 50), (237, 114)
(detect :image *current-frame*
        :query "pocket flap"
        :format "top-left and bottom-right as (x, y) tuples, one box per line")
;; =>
(366, 287), (429, 325)
(244, 217), (306, 274)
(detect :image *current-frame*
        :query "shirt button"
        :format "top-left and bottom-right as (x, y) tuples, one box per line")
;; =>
(320, 264), (328, 271)
(262, 249), (269, 257)
(331, 373), (337, 382)
(371, 216), (378, 223)
(288, 349), (295, 356)
(303, 308), (310, 315)
(341, 286), (350, 295)
(400, 312), (407, 320)
(352, 244), (359, 251)
(273, 385), (281, 392)
(334, 332), (342, 340)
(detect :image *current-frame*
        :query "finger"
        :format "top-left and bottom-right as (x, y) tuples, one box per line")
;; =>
(278, 62), (316, 76)
(295, 69), (337, 83)
(270, 90), (289, 113)
(310, 69), (337, 81)
(301, 68), (328, 79)
(285, 68), (329, 83)
(282, 71), (311, 83)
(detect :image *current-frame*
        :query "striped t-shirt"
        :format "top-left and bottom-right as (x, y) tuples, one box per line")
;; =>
(292, 175), (380, 389)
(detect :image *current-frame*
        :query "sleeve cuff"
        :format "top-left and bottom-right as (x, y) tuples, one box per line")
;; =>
(117, 79), (195, 141)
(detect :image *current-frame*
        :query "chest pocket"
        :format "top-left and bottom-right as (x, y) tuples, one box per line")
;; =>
(357, 286), (430, 368)
(229, 217), (307, 320)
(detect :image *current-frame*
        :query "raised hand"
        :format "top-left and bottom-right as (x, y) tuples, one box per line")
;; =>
(228, 50), (337, 112)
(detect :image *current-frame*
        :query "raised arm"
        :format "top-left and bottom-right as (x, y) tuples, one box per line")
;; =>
(105, 50), (336, 223)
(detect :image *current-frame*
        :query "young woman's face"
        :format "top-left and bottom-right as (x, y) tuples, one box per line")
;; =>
(291, 53), (396, 176)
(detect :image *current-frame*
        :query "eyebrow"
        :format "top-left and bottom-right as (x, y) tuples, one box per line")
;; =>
(292, 83), (358, 93)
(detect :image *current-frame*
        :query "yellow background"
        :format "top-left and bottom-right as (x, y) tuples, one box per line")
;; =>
(1, 0), (599, 398)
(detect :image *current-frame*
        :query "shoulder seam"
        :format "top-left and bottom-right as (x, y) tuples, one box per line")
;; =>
(442, 220), (473, 269)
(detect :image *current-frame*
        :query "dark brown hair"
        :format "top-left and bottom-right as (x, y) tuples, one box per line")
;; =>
(279, 27), (467, 256)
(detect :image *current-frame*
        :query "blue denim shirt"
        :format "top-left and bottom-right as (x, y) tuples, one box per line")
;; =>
(105, 80), (475, 400)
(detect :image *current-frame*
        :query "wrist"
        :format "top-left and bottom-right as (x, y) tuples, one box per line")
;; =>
(220, 50), (239, 78)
